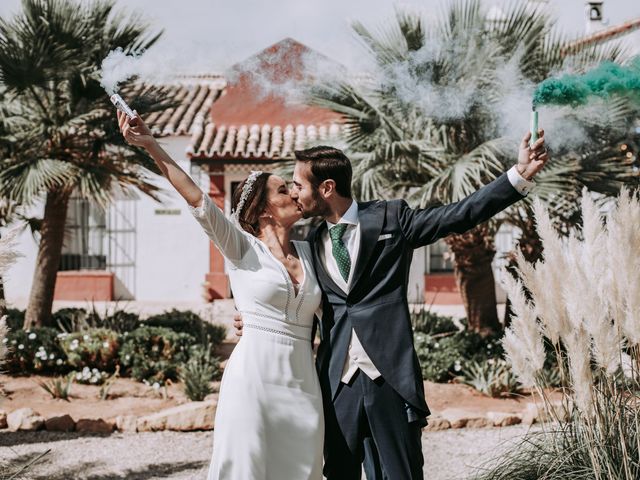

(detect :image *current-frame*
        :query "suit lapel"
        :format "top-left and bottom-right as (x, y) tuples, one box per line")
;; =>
(350, 201), (385, 292)
(311, 223), (347, 298)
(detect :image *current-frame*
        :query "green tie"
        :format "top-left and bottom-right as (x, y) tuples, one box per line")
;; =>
(329, 223), (351, 282)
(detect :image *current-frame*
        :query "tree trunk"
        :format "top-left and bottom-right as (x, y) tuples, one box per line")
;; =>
(445, 226), (501, 336)
(0, 228), (6, 318)
(0, 275), (6, 319)
(24, 189), (71, 329)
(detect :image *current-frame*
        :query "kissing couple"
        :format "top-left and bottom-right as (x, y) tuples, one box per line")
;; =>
(118, 110), (548, 480)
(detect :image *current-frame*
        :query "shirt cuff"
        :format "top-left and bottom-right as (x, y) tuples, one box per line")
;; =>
(507, 166), (535, 196)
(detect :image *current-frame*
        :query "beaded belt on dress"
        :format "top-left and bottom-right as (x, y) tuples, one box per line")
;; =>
(241, 312), (312, 342)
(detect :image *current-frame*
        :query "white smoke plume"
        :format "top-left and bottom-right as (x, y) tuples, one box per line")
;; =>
(225, 39), (345, 105)
(99, 44), (228, 95)
(347, 7), (633, 152)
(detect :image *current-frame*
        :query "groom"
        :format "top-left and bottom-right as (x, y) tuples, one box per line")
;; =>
(236, 131), (549, 479)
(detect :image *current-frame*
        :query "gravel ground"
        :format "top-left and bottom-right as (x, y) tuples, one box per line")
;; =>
(0, 425), (538, 480)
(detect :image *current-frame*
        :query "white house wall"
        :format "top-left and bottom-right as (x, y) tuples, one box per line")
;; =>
(3, 137), (210, 306)
(133, 136), (210, 302)
(3, 200), (43, 306)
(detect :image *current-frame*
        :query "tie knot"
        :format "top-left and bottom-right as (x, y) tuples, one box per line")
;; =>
(329, 223), (348, 241)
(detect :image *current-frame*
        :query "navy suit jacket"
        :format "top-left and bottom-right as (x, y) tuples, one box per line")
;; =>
(308, 173), (524, 415)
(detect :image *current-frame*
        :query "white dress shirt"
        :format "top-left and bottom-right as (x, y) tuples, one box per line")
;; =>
(507, 166), (535, 196)
(319, 200), (382, 383)
(320, 167), (533, 385)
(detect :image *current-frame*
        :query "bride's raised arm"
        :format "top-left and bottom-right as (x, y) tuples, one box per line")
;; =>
(118, 111), (250, 262)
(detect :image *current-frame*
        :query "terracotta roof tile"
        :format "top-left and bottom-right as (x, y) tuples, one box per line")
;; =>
(129, 39), (349, 160)
(128, 75), (226, 138)
(187, 121), (344, 160)
(562, 18), (640, 55)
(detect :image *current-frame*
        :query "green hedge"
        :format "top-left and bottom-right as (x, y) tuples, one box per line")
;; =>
(4, 328), (68, 374)
(59, 328), (121, 372)
(118, 326), (195, 384)
(3, 309), (226, 385)
(144, 309), (227, 353)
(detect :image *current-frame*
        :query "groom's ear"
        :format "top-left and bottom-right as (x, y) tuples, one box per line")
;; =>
(320, 179), (337, 198)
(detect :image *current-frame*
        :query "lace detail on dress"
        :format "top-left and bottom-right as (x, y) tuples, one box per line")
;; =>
(187, 192), (208, 218)
(243, 322), (310, 342)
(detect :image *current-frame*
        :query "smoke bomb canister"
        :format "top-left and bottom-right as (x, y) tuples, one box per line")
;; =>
(529, 110), (539, 147)
(110, 94), (135, 119)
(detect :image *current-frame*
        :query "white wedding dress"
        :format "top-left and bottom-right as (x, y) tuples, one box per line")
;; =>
(189, 193), (324, 480)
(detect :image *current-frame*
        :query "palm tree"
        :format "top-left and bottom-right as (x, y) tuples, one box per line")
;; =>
(0, 0), (169, 329)
(310, 1), (638, 334)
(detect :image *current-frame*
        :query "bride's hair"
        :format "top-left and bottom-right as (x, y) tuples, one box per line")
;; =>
(231, 172), (273, 236)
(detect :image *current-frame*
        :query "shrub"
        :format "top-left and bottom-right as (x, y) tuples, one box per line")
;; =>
(52, 306), (140, 334)
(3, 308), (25, 331)
(414, 332), (464, 382)
(459, 359), (521, 397)
(73, 366), (110, 385)
(37, 373), (74, 401)
(0, 315), (8, 364)
(52, 307), (101, 333)
(411, 307), (458, 335)
(101, 310), (141, 333)
(4, 327), (68, 374)
(119, 326), (194, 384)
(145, 309), (226, 353)
(179, 345), (221, 401)
(98, 367), (120, 401)
(58, 329), (120, 372)
(414, 329), (503, 383)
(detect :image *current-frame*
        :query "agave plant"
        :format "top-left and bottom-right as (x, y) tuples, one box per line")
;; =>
(310, 0), (638, 333)
(36, 373), (75, 401)
(0, 0), (172, 329)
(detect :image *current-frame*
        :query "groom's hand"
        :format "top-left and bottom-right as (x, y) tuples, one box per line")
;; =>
(516, 129), (549, 181)
(233, 313), (244, 337)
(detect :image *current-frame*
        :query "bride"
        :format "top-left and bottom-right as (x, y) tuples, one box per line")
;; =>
(118, 111), (324, 479)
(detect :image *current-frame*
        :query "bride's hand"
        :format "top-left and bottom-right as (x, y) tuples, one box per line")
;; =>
(118, 110), (156, 150)
(233, 312), (244, 337)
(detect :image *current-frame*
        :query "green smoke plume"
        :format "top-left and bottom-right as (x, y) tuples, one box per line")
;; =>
(533, 58), (640, 107)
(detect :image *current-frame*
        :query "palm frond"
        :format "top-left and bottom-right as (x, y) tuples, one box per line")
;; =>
(310, 0), (638, 224)
(0, 0), (168, 209)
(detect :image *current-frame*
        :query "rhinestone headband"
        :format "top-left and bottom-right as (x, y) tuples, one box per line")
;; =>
(233, 170), (263, 221)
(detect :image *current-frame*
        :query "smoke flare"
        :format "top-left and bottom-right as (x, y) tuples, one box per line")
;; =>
(533, 58), (640, 107)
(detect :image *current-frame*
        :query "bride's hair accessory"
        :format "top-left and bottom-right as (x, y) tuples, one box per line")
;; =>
(233, 170), (263, 221)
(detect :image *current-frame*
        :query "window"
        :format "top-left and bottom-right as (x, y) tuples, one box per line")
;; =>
(426, 239), (454, 273)
(60, 197), (107, 270)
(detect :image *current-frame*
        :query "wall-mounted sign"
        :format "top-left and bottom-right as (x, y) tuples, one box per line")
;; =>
(154, 209), (181, 215)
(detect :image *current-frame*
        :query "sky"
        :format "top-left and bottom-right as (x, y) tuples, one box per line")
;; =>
(0, 0), (639, 72)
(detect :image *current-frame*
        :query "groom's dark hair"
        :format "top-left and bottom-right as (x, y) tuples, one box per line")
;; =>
(294, 146), (352, 198)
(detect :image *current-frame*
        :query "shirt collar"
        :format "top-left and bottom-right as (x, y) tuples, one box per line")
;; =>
(325, 200), (358, 230)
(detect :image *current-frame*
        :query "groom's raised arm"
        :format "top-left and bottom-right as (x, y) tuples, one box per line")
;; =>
(396, 131), (549, 249)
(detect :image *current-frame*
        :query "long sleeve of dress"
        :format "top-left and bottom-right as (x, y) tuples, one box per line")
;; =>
(188, 192), (252, 263)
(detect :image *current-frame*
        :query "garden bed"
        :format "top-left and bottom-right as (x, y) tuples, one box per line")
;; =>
(0, 374), (220, 421)
(0, 371), (558, 434)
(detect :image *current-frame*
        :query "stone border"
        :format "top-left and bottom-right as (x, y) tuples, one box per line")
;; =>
(0, 402), (216, 434)
(1, 401), (564, 434)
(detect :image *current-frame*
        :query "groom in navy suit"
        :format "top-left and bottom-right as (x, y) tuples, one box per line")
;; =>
(237, 131), (549, 479)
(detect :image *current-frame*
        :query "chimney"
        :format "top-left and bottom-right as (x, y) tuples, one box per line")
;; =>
(585, 1), (607, 34)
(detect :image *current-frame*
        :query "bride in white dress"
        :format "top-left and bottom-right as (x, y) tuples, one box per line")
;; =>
(118, 112), (324, 479)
